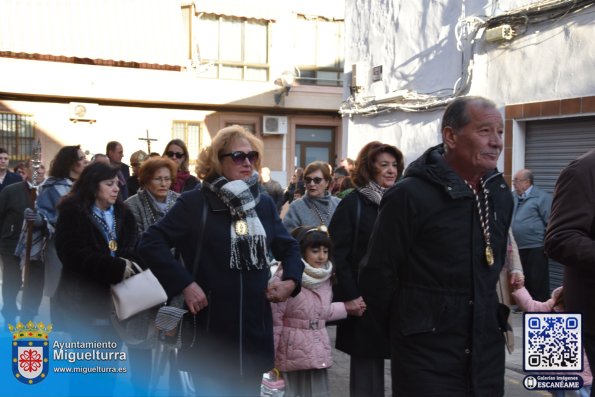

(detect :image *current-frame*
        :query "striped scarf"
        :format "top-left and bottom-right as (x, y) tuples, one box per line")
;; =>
(357, 180), (387, 206)
(204, 172), (267, 270)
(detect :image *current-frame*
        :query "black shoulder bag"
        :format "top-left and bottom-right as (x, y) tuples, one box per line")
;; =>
(155, 199), (209, 349)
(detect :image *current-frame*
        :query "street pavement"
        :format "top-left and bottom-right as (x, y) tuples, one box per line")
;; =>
(0, 276), (569, 396)
(328, 311), (551, 396)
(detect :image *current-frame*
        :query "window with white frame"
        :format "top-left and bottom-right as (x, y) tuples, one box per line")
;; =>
(172, 121), (202, 170)
(195, 14), (269, 81)
(294, 16), (344, 87)
(0, 113), (35, 164)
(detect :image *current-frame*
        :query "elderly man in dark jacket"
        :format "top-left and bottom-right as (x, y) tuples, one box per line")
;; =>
(360, 96), (513, 397)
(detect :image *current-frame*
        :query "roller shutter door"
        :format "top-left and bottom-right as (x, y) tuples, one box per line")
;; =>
(525, 116), (595, 290)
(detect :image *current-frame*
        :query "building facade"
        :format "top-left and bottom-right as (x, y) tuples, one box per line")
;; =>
(342, 0), (595, 288)
(0, 0), (345, 185)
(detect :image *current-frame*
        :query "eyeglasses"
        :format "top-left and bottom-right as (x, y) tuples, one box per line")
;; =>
(166, 151), (184, 159)
(512, 178), (527, 183)
(219, 151), (259, 165)
(78, 156), (87, 161)
(304, 177), (324, 185)
(152, 177), (172, 184)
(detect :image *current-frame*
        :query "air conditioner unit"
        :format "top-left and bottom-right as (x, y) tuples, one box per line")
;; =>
(69, 102), (98, 123)
(262, 116), (288, 135)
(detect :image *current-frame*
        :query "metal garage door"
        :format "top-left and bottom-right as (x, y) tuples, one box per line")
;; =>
(525, 116), (595, 290)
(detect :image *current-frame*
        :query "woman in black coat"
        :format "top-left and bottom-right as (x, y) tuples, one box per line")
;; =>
(328, 141), (404, 397)
(139, 126), (303, 397)
(54, 162), (142, 395)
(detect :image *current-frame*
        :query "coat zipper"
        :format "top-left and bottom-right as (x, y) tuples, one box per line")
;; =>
(238, 270), (244, 377)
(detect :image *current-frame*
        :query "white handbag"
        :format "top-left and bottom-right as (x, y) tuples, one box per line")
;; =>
(111, 259), (167, 321)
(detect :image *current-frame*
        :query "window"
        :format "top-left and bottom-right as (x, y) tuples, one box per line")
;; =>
(0, 113), (35, 164)
(196, 15), (269, 81)
(294, 17), (344, 87)
(172, 121), (202, 169)
(295, 127), (335, 168)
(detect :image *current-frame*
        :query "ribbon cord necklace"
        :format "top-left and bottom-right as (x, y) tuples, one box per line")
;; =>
(306, 201), (330, 233)
(92, 210), (118, 252)
(464, 178), (494, 266)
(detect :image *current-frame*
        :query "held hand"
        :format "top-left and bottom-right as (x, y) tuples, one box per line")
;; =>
(183, 282), (208, 315)
(24, 208), (43, 227)
(266, 279), (296, 303)
(510, 272), (525, 291)
(345, 297), (367, 317)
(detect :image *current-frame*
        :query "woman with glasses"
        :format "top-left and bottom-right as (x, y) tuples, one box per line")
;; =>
(139, 125), (303, 396)
(328, 141), (404, 397)
(125, 157), (179, 237)
(282, 161), (341, 232)
(162, 139), (200, 193)
(123, 156), (179, 392)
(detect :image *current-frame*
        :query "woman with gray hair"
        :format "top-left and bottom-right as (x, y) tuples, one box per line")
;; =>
(139, 125), (303, 396)
(282, 161), (341, 232)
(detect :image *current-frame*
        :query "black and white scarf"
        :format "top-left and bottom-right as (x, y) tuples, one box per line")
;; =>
(357, 180), (387, 206)
(204, 172), (268, 270)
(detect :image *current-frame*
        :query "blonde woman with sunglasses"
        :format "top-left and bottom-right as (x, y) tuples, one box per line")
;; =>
(139, 125), (303, 396)
(282, 161), (341, 233)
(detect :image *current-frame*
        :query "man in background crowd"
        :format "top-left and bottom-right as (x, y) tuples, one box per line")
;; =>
(0, 148), (22, 192)
(260, 166), (284, 212)
(106, 141), (129, 200)
(127, 150), (147, 197)
(511, 168), (552, 301)
(0, 160), (44, 324)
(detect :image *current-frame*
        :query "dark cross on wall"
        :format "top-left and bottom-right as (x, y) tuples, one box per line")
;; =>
(138, 130), (158, 153)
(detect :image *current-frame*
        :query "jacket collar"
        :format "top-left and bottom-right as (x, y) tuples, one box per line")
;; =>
(405, 144), (503, 199)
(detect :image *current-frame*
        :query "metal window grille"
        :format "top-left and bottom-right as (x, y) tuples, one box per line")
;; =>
(0, 112), (35, 164)
(172, 121), (202, 168)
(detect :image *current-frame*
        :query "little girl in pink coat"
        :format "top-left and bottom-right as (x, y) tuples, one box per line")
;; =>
(271, 226), (365, 397)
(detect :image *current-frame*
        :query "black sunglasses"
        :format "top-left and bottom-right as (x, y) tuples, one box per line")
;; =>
(220, 151), (259, 165)
(304, 177), (324, 185)
(166, 151), (184, 159)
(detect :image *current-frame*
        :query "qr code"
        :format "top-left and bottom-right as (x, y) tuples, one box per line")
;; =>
(523, 313), (582, 371)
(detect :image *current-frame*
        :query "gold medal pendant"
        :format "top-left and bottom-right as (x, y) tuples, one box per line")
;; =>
(108, 239), (118, 252)
(234, 219), (249, 236)
(485, 246), (494, 266)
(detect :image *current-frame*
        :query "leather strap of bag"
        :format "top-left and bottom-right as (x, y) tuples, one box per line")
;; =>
(352, 193), (362, 274)
(190, 197), (209, 278)
(183, 198), (208, 348)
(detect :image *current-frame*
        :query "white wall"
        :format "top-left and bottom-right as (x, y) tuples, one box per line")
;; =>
(344, 0), (595, 165)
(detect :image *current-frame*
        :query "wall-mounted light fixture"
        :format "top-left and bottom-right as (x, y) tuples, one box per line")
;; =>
(274, 70), (297, 105)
